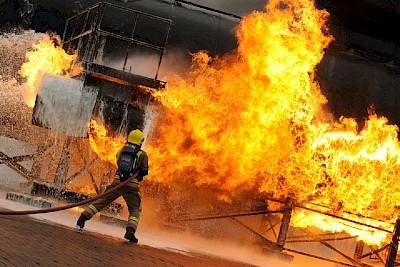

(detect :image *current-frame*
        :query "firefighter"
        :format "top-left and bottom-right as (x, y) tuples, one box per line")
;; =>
(76, 129), (148, 243)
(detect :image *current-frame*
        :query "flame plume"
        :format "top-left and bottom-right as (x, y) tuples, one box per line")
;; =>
(19, 36), (76, 107)
(148, 0), (332, 195)
(88, 119), (125, 165)
(14, 1), (399, 245)
(147, 0), (398, 245)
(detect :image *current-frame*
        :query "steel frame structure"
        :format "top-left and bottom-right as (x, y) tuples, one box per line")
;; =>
(2, 138), (398, 266)
(0, 138), (53, 183)
(62, 1), (172, 82)
(0, 134), (111, 190)
(25, 2), (173, 194)
(1, 2), (400, 266)
(182, 197), (400, 267)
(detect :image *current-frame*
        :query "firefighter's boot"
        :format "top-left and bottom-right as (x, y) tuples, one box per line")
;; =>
(124, 227), (138, 243)
(76, 214), (88, 230)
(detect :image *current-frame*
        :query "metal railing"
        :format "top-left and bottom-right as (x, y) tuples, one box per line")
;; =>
(181, 196), (399, 267)
(61, 2), (172, 82)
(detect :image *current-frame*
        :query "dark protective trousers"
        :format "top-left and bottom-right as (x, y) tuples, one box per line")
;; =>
(82, 181), (142, 231)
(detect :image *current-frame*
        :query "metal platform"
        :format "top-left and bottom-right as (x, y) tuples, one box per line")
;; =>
(6, 192), (52, 209)
(32, 2), (172, 137)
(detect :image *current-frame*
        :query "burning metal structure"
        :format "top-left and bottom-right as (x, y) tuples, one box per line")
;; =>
(32, 2), (171, 137)
(2, 0), (400, 266)
(8, 2), (172, 216)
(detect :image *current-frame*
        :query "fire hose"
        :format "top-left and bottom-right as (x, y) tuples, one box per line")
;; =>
(0, 171), (139, 215)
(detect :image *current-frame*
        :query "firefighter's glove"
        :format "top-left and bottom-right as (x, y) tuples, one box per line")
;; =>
(119, 174), (128, 182)
(136, 170), (147, 182)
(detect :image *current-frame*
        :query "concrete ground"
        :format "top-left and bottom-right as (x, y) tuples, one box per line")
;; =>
(0, 213), (255, 267)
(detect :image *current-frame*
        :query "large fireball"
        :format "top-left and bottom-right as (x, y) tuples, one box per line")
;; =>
(146, 0), (398, 245)
(16, 0), (400, 246)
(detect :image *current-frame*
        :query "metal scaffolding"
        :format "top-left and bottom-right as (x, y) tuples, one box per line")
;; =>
(181, 196), (400, 267)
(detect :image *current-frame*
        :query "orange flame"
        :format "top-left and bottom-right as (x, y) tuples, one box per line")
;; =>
(19, 37), (76, 107)
(148, 0), (332, 191)
(71, 206), (85, 213)
(146, 0), (398, 245)
(88, 119), (125, 165)
(14, 1), (399, 245)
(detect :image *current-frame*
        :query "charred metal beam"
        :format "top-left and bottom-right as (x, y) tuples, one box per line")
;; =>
(30, 139), (55, 179)
(354, 240), (363, 260)
(97, 29), (164, 51)
(307, 201), (395, 226)
(298, 204), (393, 234)
(54, 137), (72, 186)
(0, 154), (35, 163)
(340, 222), (377, 233)
(155, 19), (171, 80)
(180, 209), (286, 221)
(64, 2), (102, 25)
(122, 13), (139, 73)
(31, 182), (91, 203)
(229, 217), (281, 251)
(277, 197), (294, 248)
(191, 195), (393, 235)
(362, 244), (389, 259)
(264, 196), (393, 233)
(64, 157), (98, 185)
(88, 72), (129, 86)
(300, 228), (373, 267)
(0, 152), (35, 181)
(385, 218), (400, 267)
(6, 192), (52, 209)
(63, 30), (92, 45)
(105, 2), (172, 23)
(260, 214), (279, 240)
(287, 232), (343, 239)
(368, 245), (385, 265)
(74, 140), (99, 194)
(283, 247), (358, 267)
(82, 62), (165, 89)
(286, 236), (357, 243)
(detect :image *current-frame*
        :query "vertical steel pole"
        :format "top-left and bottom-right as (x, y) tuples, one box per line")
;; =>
(62, 18), (69, 43)
(277, 197), (294, 248)
(155, 20), (172, 81)
(354, 240), (365, 260)
(385, 218), (400, 267)
(54, 137), (72, 187)
(123, 13), (139, 72)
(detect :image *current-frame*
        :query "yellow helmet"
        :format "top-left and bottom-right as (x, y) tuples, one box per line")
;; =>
(128, 129), (144, 146)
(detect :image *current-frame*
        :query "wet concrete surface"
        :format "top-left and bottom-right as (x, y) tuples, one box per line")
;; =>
(0, 214), (254, 267)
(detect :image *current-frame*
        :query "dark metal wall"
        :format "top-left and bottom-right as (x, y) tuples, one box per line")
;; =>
(17, 0), (240, 56)
(3, 0), (400, 128)
(316, 0), (400, 46)
(317, 48), (400, 128)
(3, 1), (400, 58)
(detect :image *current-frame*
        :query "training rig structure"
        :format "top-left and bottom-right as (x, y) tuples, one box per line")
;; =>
(180, 196), (400, 267)
(9, 2), (171, 215)
(1, 2), (400, 266)
(34, 1), (170, 195)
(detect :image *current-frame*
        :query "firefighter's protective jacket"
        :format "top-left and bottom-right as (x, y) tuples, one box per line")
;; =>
(114, 142), (149, 184)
